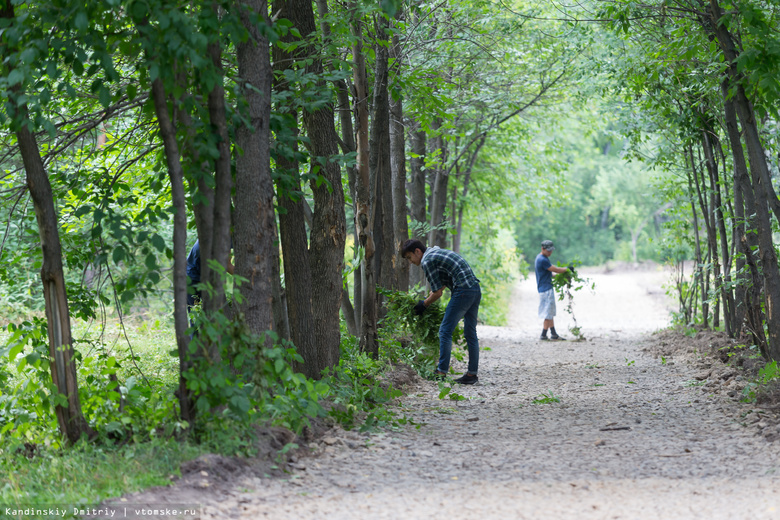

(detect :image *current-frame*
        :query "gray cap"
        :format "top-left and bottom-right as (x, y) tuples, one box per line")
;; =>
(541, 240), (555, 251)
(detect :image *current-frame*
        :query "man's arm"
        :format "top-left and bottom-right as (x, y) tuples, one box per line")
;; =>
(424, 288), (445, 307)
(548, 265), (569, 274)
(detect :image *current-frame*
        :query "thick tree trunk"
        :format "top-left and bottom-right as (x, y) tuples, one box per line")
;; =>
(151, 78), (194, 422)
(370, 14), (396, 303)
(389, 30), (409, 292)
(298, 0), (346, 370)
(709, 0), (780, 360)
(351, 6), (377, 356)
(234, 0), (277, 338)
(271, 0), (318, 374)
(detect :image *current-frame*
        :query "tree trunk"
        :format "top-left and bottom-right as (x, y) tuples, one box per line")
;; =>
(234, 0), (277, 338)
(370, 14), (396, 304)
(429, 119), (449, 248)
(1, 0), (92, 443)
(351, 4), (377, 357)
(686, 148), (707, 328)
(389, 29), (409, 292)
(709, 0), (780, 360)
(722, 79), (753, 337)
(408, 121), (427, 290)
(151, 78), (194, 422)
(700, 129), (723, 332)
(271, 0), (318, 375)
(298, 0), (346, 370)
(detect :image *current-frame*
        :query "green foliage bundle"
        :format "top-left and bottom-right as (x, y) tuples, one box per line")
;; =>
(551, 263), (594, 340)
(378, 287), (463, 377)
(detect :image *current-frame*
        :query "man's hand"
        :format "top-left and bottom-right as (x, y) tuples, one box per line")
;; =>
(414, 300), (427, 316)
(567, 264), (577, 276)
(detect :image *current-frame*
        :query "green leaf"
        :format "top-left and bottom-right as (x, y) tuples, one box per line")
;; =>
(74, 11), (89, 31)
(99, 85), (111, 108)
(112, 247), (125, 264)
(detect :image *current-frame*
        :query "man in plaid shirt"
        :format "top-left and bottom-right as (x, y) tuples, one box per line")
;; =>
(401, 239), (481, 385)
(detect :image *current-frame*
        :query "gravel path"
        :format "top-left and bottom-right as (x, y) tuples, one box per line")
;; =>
(197, 267), (780, 519)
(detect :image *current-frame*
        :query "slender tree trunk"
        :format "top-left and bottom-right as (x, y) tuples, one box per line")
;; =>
(408, 122), (427, 290)
(351, 5), (377, 356)
(151, 78), (194, 422)
(203, 23), (234, 361)
(690, 146), (711, 327)
(389, 28), (408, 291)
(700, 129), (723, 331)
(709, 0), (780, 359)
(686, 148), (707, 327)
(271, 0), (318, 374)
(19, 123), (94, 442)
(722, 80), (753, 337)
(429, 119), (449, 247)
(370, 14), (396, 305)
(703, 127), (736, 335)
(1, 0), (92, 443)
(234, 0), (277, 338)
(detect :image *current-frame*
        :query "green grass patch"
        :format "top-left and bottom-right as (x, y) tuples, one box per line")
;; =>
(1, 437), (204, 514)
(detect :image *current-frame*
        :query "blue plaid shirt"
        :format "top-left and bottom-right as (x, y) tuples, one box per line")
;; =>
(421, 246), (480, 292)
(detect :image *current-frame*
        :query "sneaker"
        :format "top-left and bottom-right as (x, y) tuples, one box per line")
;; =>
(432, 370), (447, 381)
(454, 373), (478, 385)
(540, 335), (549, 341)
(550, 335), (566, 341)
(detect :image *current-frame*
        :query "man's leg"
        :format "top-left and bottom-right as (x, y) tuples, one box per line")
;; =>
(437, 288), (471, 374)
(463, 286), (481, 375)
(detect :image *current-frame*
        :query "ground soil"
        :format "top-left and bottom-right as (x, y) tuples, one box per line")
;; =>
(99, 264), (780, 519)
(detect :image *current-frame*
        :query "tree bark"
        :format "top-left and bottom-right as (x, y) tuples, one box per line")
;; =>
(408, 121), (427, 290)
(298, 0), (347, 370)
(271, 0), (318, 374)
(234, 0), (277, 338)
(389, 28), (409, 292)
(151, 77), (194, 422)
(370, 13), (396, 304)
(351, 4), (377, 356)
(722, 79), (753, 338)
(429, 119), (449, 248)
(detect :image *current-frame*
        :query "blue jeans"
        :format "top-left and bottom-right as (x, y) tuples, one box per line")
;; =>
(437, 285), (481, 375)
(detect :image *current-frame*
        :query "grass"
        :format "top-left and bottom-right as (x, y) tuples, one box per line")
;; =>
(0, 316), (203, 514)
(532, 391), (561, 404)
(1, 437), (206, 516)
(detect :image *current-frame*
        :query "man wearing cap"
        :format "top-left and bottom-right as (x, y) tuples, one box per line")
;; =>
(535, 240), (570, 340)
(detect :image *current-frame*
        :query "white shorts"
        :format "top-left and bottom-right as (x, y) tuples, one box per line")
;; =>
(538, 289), (556, 320)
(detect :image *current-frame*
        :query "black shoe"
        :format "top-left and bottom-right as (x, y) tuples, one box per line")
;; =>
(454, 373), (478, 385)
(432, 370), (447, 381)
(550, 335), (566, 341)
(540, 335), (549, 341)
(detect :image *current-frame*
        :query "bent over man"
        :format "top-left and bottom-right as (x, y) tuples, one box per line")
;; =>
(401, 239), (481, 385)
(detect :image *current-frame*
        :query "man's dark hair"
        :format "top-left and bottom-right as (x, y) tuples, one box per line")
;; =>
(401, 239), (426, 256)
